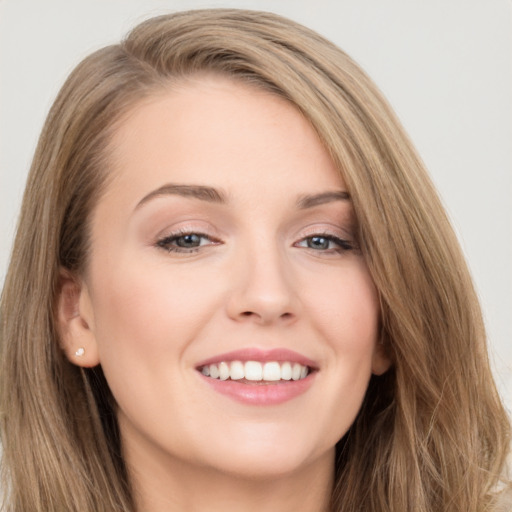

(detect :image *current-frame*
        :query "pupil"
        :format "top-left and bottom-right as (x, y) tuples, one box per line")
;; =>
(177, 234), (201, 248)
(309, 236), (329, 250)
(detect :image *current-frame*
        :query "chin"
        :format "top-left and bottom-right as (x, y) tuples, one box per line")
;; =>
(208, 448), (331, 481)
(192, 426), (336, 481)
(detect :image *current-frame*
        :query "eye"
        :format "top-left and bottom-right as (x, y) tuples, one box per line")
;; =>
(156, 231), (218, 253)
(296, 234), (354, 252)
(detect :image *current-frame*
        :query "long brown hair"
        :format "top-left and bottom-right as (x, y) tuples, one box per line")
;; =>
(1, 9), (509, 511)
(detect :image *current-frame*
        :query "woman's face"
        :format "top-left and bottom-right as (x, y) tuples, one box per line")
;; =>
(67, 76), (389, 480)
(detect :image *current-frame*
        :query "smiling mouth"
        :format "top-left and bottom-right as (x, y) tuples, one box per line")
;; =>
(199, 360), (311, 382)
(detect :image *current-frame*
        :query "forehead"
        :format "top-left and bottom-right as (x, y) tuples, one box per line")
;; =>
(103, 76), (344, 208)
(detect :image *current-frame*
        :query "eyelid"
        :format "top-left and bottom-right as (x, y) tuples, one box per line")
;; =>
(156, 230), (221, 254)
(155, 220), (219, 241)
(293, 223), (358, 252)
(295, 233), (354, 252)
(153, 220), (223, 253)
(295, 223), (354, 241)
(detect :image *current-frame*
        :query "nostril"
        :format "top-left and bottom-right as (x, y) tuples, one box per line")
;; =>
(239, 311), (294, 321)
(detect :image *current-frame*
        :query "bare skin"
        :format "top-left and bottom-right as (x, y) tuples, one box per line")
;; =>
(126, 430), (334, 512)
(59, 76), (390, 511)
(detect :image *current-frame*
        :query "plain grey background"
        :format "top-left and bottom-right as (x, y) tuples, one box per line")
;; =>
(1, 0), (511, 410)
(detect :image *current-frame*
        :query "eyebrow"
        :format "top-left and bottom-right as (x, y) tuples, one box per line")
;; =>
(135, 183), (350, 210)
(136, 184), (227, 209)
(296, 190), (351, 209)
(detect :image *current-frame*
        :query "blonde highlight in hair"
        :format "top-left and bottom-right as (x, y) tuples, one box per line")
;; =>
(1, 9), (509, 511)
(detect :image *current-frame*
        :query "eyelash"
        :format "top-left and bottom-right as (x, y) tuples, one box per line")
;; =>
(294, 233), (355, 253)
(156, 230), (219, 253)
(156, 230), (355, 254)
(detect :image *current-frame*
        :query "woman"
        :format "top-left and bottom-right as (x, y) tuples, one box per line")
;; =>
(0, 9), (509, 512)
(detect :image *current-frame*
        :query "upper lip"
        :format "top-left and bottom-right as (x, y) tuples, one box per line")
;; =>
(195, 348), (318, 370)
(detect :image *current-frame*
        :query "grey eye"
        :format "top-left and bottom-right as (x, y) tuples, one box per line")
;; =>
(157, 232), (215, 253)
(175, 234), (203, 248)
(307, 236), (331, 250)
(296, 234), (354, 252)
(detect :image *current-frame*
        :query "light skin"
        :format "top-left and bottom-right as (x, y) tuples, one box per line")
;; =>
(58, 76), (390, 512)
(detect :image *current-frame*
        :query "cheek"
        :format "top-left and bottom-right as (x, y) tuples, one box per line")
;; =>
(331, 273), (380, 383)
(300, 263), (379, 432)
(304, 262), (380, 352)
(85, 255), (230, 435)
(87, 254), (222, 368)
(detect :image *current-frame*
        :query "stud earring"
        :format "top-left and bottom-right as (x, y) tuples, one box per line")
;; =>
(75, 347), (85, 357)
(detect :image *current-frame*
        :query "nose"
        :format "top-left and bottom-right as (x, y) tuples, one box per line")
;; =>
(225, 244), (299, 326)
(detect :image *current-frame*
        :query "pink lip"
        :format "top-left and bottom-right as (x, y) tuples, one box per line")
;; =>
(195, 348), (318, 406)
(199, 372), (316, 405)
(195, 348), (318, 369)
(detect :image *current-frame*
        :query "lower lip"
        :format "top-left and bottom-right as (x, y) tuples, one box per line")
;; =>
(199, 373), (315, 405)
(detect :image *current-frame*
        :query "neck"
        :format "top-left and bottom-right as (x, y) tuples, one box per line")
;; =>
(126, 443), (334, 512)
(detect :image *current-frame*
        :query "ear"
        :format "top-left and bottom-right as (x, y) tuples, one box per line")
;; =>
(56, 269), (100, 368)
(371, 337), (392, 376)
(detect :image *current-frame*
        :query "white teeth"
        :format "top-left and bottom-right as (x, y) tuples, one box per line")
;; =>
(230, 361), (244, 380)
(218, 362), (230, 381)
(281, 362), (292, 380)
(244, 361), (263, 381)
(209, 364), (220, 379)
(291, 363), (302, 381)
(202, 360), (310, 382)
(262, 362), (281, 381)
